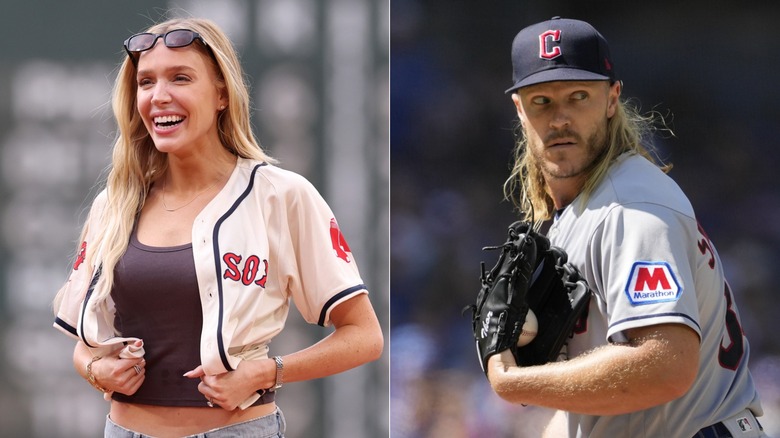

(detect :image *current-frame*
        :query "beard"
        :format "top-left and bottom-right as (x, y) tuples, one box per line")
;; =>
(528, 122), (608, 181)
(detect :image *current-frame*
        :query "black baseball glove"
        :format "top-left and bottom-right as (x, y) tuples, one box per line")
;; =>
(466, 221), (591, 375)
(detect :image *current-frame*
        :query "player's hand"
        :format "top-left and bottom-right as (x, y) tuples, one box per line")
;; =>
(487, 349), (518, 382)
(184, 360), (273, 411)
(90, 351), (146, 396)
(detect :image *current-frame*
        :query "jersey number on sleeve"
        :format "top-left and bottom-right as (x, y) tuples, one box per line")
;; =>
(698, 223), (745, 371)
(718, 283), (744, 371)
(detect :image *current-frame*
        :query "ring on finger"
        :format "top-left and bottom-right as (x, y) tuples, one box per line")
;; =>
(133, 364), (142, 375)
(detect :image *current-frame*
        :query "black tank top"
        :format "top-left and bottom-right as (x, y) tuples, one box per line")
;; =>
(110, 231), (206, 406)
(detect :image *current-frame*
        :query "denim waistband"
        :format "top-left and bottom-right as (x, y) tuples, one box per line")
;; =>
(105, 407), (286, 437)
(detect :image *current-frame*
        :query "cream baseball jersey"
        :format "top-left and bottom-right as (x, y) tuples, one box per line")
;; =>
(547, 153), (762, 437)
(54, 158), (367, 379)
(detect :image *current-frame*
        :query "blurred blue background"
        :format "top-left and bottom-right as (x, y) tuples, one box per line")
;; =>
(0, 1), (388, 437)
(390, 1), (780, 437)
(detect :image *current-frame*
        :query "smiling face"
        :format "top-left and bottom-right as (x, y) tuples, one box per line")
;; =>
(135, 41), (227, 158)
(513, 80), (620, 186)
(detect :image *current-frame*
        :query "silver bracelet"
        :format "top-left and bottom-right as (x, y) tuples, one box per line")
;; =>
(271, 356), (284, 391)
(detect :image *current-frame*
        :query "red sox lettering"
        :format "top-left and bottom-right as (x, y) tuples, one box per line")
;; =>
(222, 253), (268, 287)
(221, 218), (352, 288)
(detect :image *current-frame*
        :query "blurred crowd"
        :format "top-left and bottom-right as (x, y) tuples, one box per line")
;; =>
(390, 1), (780, 436)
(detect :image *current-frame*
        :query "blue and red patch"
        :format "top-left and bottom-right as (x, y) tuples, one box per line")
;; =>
(624, 261), (681, 305)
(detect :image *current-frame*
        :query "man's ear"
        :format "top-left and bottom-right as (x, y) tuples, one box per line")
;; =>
(607, 81), (621, 118)
(511, 93), (524, 119)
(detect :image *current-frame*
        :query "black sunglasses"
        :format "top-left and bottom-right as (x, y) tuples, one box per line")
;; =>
(123, 29), (211, 66)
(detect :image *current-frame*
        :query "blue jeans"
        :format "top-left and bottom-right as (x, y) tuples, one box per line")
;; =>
(104, 408), (286, 437)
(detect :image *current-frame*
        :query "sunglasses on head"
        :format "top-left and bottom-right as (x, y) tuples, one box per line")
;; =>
(123, 29), (211, 66)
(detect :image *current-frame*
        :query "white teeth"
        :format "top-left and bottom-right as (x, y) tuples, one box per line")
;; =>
(154, 115), (184, 125)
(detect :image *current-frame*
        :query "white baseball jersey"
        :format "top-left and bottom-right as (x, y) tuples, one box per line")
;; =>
(548, 153), (762, 437)
(54, 158), (367, 392)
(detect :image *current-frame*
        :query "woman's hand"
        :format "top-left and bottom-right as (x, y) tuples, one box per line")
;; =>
(184, 359), (276, 411)
(75, 341), (146, 396)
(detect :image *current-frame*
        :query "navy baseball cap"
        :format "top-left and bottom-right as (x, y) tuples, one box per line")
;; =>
(506, 17), (617, 93)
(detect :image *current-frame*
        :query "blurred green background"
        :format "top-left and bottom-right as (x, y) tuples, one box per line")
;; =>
(3, 1), (778, 437)
(390, 1), (780, 437)
(0, 1), (388, 437)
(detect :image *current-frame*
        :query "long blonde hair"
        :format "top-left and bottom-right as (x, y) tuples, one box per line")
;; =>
(84, 17), (274, 308)
(503, 92), (671, 225)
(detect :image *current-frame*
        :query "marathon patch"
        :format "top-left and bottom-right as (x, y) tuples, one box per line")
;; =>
(624, 261), (681, 306)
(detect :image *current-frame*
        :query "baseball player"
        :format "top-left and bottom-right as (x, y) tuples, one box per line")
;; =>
(52, 17), (383, 437)
(485, 17), (765, 437)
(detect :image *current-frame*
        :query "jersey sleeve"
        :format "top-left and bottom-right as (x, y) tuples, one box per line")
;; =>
(52, 190), (107, 340)
(277, 174), (367, 327)
(594, 204), (703, 343)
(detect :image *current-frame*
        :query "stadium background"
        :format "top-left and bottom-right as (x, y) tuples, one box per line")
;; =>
(0, 1), (388, 437)
(390, 1), (780, 437)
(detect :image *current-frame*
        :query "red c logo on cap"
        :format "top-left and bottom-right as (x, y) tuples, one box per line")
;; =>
(539, 30), (562, 59)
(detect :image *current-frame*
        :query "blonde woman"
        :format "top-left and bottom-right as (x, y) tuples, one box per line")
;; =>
(53, 17), (383, 438)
